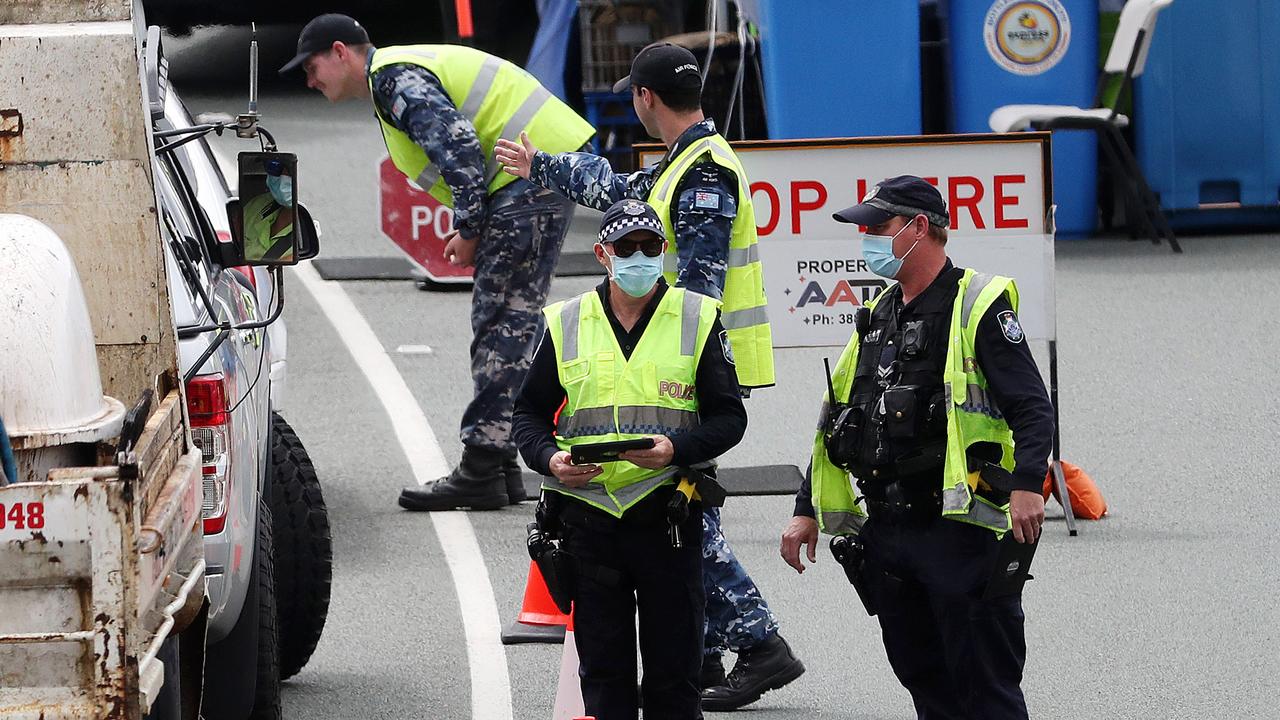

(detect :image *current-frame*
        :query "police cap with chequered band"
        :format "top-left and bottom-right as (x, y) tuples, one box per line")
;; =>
(833, 175), (950, 229)
(598, 200), (665, 244)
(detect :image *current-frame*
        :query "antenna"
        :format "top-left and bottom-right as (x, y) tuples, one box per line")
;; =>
(823, 357), (838, 404)
(248, 22), (259, 114)
(236, 22), (263, 140)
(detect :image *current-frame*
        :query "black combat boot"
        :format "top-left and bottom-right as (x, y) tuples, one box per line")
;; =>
(700, 653), (727, 690)
(503, 452), (528, 505)
(701, 633), (805, 712)
(398, 445), (508, 511)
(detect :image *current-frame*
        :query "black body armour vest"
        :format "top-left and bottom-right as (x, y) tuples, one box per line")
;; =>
(844, 273), (961, 486)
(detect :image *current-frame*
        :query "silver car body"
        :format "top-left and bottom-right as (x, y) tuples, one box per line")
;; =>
(154, 110), (273, 643)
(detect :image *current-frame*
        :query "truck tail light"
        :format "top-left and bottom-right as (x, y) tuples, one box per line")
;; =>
(187, 374), (231, 535)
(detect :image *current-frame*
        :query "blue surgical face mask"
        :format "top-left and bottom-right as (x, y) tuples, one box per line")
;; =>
(605, 244), (665, 297)
(266, 175), (293, 206)
(862, 218), (921, 279)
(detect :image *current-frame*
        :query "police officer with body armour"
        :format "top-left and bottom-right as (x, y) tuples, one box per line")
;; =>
(497, 42), (800, 712)
(281, 15), (594, 511)
(779, 176), (1055, 719)
(512, 199), (746, 720)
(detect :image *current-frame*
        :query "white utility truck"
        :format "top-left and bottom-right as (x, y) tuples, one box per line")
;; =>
(0, 2), (320, 717)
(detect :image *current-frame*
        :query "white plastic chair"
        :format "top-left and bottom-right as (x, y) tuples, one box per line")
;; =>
(988, 0), (1180, 252)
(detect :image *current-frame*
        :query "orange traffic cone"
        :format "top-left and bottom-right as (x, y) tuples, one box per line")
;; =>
(553, 611), (587, 720)
(501, 561), (569, 644)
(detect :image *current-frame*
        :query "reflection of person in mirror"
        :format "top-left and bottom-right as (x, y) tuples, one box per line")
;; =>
(243, 160), (295, 262)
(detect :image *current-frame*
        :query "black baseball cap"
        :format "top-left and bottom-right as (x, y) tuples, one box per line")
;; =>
(833, 175), (950, 228)
(279, 14), (370, 74)
(598, 199), (665, 244)
(612, 43), (703, 94)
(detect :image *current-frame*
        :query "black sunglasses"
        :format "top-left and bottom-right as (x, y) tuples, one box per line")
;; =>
(609, 237), (664, 258)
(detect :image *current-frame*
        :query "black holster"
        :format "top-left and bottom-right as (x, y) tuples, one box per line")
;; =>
(830, 535), (876, 616)
(824, 404), (863, 470)
(527, 521), (575, 615)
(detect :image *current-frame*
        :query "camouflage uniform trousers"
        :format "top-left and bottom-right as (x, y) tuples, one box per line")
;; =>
(460, 178), (575, 451)
(702, 506), (780, 658)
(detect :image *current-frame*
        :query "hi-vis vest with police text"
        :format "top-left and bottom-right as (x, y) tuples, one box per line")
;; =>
(646, 133), (775, 389)
(811, 269), (1019, 538)
(543, 287), (719, 518)
(369, 45), (595, 208)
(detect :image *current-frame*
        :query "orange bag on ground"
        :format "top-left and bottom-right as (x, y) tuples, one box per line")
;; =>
(1042, 461), (1107, 520)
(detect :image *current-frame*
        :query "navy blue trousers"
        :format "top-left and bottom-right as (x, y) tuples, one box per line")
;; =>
(563, 501), (704, 720)
(861, 516), (1029, 720)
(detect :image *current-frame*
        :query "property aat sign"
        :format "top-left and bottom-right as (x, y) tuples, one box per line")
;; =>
(639, 133), (1055, 348)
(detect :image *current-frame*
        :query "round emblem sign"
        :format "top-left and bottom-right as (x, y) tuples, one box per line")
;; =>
(983, 0), (1071, 76)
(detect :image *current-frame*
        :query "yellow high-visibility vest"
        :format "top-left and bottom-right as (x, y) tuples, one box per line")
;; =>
(811, 269), (1020, 538)
(242, 193), (294, 261)
(369, 45), (595, 207)
(646, 133), (775, 389)
(543, 287), (720, 518)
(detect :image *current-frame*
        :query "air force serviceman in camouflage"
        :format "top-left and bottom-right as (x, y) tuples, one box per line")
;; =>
(281, 14), (594, 511)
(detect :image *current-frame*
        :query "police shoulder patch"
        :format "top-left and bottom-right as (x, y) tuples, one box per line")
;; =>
(719, 329), (735, 365)
(997, 310), (1025, 344)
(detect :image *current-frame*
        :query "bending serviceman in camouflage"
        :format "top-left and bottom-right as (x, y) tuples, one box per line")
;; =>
(497, 43), (797, 712)
(282, 14), (594, 511)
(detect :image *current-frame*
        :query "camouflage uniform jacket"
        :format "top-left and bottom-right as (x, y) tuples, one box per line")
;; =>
(367, 51), (488, 241)
(529, 119), (738, 300)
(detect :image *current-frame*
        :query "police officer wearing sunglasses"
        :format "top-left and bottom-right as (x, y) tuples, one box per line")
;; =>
(498, 44), (803, 711)
(512, 199), (746, 719)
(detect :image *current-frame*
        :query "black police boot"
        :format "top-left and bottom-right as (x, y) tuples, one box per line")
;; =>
(701, 633), (805, 712)
(398, 445), (508, 511)
(700, 653), (727, 690)
(502, 452), (528, 505)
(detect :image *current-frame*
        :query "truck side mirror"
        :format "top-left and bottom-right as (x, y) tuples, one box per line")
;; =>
(227, 151), (302, 266)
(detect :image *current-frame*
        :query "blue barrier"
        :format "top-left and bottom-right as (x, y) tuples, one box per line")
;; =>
(754, 0), (921, 139)
(948, 0), (1099, 237)
(1137, 0), (1280, 224)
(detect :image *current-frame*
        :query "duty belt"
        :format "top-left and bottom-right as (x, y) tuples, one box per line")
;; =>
(860, 476), (942, 523)
(559, 486), (693, 533)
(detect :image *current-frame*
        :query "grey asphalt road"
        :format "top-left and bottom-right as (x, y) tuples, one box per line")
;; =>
(170, 26), (1280, 720)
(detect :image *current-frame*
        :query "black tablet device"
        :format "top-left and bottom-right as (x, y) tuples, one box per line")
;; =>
(570, 438), (656, 465)
(983, 534), (1038, 599)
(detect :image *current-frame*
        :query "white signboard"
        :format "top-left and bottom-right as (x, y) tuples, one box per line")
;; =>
(641, 133), (1054, 347)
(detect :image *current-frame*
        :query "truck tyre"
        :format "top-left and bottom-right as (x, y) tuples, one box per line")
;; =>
(269, 411), (332, 680)
(204, 497), (282, 720)
(248, 496), (282, 720)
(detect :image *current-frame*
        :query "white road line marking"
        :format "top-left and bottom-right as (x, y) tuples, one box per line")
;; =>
(396, 344), (435, 355)
(292, 262), (513, 720)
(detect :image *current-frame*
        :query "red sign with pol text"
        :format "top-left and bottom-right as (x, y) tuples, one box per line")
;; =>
(378, 156), (473, 283)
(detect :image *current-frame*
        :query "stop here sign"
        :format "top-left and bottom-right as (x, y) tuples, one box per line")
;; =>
(378, 156), (474, 283)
